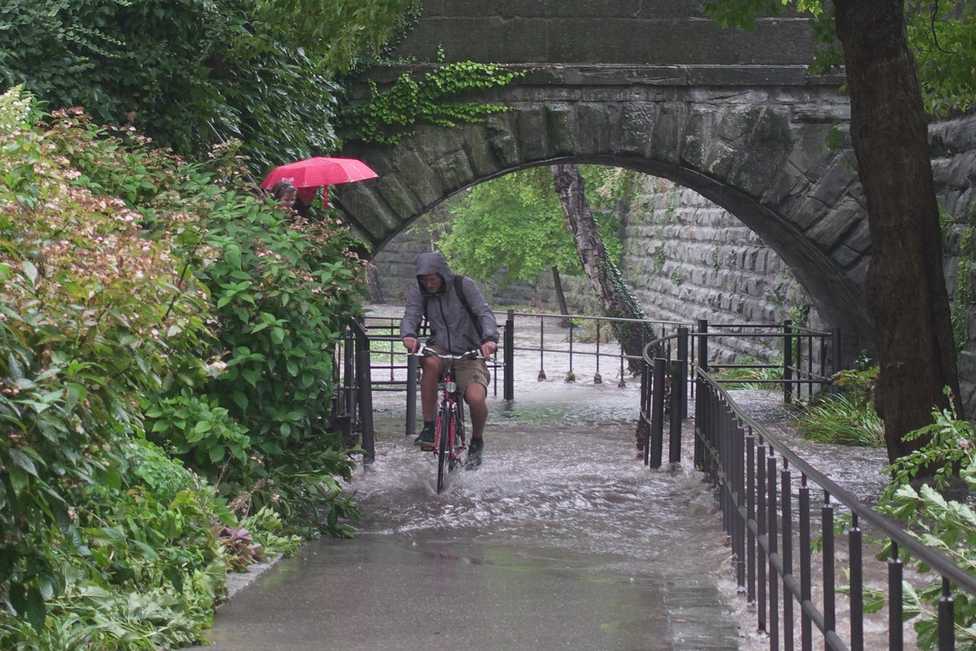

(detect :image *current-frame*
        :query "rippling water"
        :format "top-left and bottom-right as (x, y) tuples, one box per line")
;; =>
(359, 386), (731, 581)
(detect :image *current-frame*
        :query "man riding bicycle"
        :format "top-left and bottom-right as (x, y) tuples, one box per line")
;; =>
(400, 252), (498, 468)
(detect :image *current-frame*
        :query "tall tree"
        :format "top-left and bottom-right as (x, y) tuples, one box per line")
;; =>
(708, 0), (966, 462)
(550, 164), (652, 373)
(834, 0), (960, 462)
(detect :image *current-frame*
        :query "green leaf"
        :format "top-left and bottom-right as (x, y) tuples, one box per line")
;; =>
(65, 383), (87, 412)
(8, 467), (29, 498)
(102, 467), (122, 491)
(25, 586), (46, 629)
(224, 244), (242, 269)
(208, 445), (226, 464)
(11, 584), (45, 629)
(271, 327), (286, 344)
(8, 449), (38, 477)
(132, 540), (159, 560)
(901, 580), (921, 622)
(232, 391), (249, 411)
(22, 260), (38, 286)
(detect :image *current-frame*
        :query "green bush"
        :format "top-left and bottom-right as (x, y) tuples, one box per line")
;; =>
(196, 193), (364, 457)
(0, 87), (365, 647)
(797, 364), (883, 447)
(145, 393), (251, 473)
(0, 88), (214, 636)
(832, 364), (878, 406)
(877, 397), (976, 650)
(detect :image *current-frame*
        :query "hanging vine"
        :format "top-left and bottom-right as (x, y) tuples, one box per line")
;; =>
(339, 60), (525, 145)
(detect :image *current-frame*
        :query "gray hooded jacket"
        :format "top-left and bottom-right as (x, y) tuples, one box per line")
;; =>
(399, 252), (498, 354)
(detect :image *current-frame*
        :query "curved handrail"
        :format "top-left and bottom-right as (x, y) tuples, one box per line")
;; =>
(641, 334), (680, 365)
(510, 310), (689, 327)
(696, 366), (976, 595)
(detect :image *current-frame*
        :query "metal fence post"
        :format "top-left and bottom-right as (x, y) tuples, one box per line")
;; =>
(504, 310), (515, 401)
(783, 319), (793, 404)
(354, 323), (375, 463)
(693, 371), (705, 470)
(342, 326), (355, 446)
(697, 319), (709, 372)
(669, 359), (682, 465)
(831, 327), (843, 374)
(650, 357), (666, 468)
(678, 326), (689, 419)
(406, 353), (418, 438)
(639, 361), (651, 465)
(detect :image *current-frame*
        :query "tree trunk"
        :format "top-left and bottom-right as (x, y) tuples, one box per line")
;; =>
(551, 164), (650, 373)
(551, 266), (572, 327)
(834, 0), (962, 462)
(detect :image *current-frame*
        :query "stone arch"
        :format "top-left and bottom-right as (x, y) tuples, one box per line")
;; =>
(335, 68), (870, 342)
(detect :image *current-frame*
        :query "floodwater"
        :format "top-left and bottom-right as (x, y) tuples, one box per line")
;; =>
(194, 307), (743, 650)
(193, 305), (918, 651)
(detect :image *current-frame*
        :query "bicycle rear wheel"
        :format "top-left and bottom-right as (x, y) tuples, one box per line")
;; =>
(436, 411), (449, 493)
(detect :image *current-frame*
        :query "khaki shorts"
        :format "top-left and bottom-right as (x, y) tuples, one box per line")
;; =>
(427, 345), (490, 395)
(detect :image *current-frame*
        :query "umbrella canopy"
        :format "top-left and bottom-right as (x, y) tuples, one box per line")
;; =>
(260, 157), (378, 207)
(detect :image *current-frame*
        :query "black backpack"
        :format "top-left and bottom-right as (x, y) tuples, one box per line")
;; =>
(422, 275), (483, 339)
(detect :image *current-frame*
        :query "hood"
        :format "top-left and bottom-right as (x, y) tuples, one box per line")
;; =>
(415, 252), (453, 294)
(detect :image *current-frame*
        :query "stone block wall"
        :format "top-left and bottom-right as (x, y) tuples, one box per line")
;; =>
(931, 112), (976, 414)
(618, 177), (818, 363)
(394, 1), (814, 66)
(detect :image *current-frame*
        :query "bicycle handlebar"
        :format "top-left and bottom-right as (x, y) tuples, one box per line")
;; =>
(408, 342), (485, 360)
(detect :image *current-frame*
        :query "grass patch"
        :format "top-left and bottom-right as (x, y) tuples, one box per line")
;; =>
(713, 356), (783, 389)
(797, 394), (885, 447)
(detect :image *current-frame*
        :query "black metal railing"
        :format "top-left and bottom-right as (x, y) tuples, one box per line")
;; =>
(694, 367), (976, 651)
(636, 329), (691, 466)
(695, 319), (837, 403)
(364, 310), (686, 437)
(331, 319), (375, 462)
(507, 310), (687, 387)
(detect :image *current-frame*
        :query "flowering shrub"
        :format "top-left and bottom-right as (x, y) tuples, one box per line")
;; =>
(0, 87), (363, 647)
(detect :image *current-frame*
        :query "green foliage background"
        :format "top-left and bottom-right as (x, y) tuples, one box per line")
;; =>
(705, 0), (976, 116)
(0, 0), (418, 170)
(438, 165), (629, 286)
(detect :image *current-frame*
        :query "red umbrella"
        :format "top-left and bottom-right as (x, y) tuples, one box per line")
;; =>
(260, 157), (378, 207)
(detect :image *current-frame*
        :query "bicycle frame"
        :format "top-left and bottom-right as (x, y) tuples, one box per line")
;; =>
(410, 344), (482, 492)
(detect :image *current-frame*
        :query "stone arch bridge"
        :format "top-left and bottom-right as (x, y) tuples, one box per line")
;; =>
(336, 64), (871, 343)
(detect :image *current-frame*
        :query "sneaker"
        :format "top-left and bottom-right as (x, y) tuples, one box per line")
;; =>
(465, 438), (483, 470)
(415, 423), (435, 450)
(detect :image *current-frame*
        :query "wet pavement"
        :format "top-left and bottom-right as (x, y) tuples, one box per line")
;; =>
(192, 397), (740, 650)
(191, 308), (743, 650)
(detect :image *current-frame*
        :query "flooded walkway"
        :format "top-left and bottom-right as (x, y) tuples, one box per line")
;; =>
(192, 309), (742, 650)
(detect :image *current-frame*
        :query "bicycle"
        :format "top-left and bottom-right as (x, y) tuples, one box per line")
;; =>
(410, 343), (483, 493)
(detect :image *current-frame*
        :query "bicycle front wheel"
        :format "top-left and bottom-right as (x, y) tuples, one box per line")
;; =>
(436, 411), (449, 493)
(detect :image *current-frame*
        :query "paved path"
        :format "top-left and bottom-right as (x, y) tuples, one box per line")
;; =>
(191, 308), (741, 650)
(192, 408), (739, 649)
